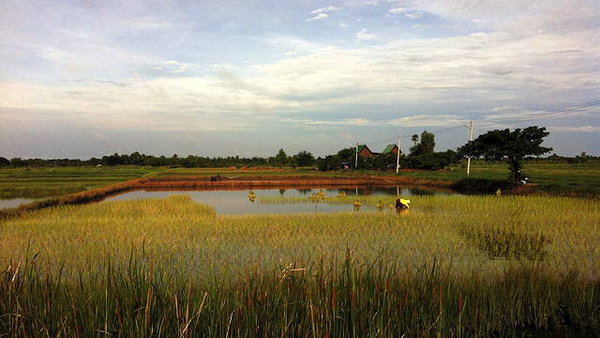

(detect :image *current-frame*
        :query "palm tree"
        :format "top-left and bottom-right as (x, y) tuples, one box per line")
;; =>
(411, 134), (419, 147)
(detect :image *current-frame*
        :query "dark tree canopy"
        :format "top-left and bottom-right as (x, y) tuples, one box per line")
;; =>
(458, 126), (552, 183)
(410, 131), (435, 156)
(411, 134), (419, 146)
(274, 148), (288, 165)
(0, 157), (9, 167)
(292, 150), (315, 167)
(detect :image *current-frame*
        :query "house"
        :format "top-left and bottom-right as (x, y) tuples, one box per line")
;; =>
(357, 144), (401, 159)
(381, 144), (400, 156)
(357, 144), (375, 158)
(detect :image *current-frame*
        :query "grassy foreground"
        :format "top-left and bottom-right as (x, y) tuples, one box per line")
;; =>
(1, 195), (599, 336)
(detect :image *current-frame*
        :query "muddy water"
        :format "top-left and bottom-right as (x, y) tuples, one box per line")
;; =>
(103, 186), (457, 215)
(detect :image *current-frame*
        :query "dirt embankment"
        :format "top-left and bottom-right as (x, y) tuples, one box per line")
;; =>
(140, 175), (453, 190)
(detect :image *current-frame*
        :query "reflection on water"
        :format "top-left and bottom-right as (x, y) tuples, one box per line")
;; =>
(0, 198), (35, 209)
(104, 186), (456, 215)
(397, 209), (410, 216)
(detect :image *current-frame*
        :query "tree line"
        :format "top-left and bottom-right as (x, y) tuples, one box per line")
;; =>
(2, 127), (596, 183)
(0, 150), (315, 169)
(0, 131), (452, 170)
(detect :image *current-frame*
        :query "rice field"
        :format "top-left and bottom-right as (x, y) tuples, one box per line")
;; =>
(1, 194), (598, 336)
(0, 167), (158, 199)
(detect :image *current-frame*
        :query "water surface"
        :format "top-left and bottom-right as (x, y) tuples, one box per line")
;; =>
(104, 186), (456, 214)
(0, 198), (35, 209)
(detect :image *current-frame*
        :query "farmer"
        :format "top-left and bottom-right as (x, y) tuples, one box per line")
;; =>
(395, 198), (410, 210)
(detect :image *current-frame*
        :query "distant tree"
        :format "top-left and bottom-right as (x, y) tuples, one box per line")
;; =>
(316, 147), (360, 171)
(10, 157), (24, 166)
(410, 131), (435, 156)
(458, 126), (552, 183)
(275, 148), (288, 166)
(420, 131), (435, 153)
(405, 150), (456, 170)
(411, 134), (419, 147)
(292, 150), (315, 167)
(129, 152), (144, 165)
(101, 153), (122, 166)
(0, 157), (9, 167)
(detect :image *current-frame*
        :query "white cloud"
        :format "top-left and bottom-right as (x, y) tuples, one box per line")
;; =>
(159, 60), (196, 74)
(3, 24), (597, 133)
(307, 13), (329, 21)
(310, 5), (339, 15)
(390, 114), (468, 127)
(124, 19), (172, 31)
(356, 28), (377, 41)
(388, 7), (408, 14)
(365, 0), (399, 6)
(307, 5), (338, 21)
(2, 1), (598, 135)
(406, 0), (600, 33)
(285, 118), (373, 127)
(405, 12), (423, 19)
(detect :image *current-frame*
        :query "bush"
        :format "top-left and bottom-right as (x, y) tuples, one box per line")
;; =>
(451, 178), (515, 194)
(405, 151), (456, 170)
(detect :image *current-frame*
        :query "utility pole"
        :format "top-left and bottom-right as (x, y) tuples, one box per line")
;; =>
(465, 120), (474, 177)
(396, 135), (401, 174)
(355, 143), (359, 169)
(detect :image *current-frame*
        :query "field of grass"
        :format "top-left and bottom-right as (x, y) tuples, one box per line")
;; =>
(1, 194), (598, 336)
(366, 161), (600, 196)
(1, 161), (598, 202)
(0, 166), (160, 199)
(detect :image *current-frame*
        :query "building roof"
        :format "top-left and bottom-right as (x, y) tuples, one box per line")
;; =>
(382, 144), (399, 154)
(357, 144), (372, 153)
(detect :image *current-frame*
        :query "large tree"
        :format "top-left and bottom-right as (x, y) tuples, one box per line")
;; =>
(458, 126), (552, 183)
(410, 131), (435, 156)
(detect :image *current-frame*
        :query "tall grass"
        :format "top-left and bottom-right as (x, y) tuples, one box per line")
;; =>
(1, 195), (598, 335)
(0, 178), (150, 220)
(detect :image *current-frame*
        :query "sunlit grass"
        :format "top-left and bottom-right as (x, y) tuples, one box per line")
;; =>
(1, 194), (599, 335)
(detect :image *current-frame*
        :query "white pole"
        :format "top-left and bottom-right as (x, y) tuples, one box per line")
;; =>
(355, 143), (359, 169)
(396, 135), (401, 174)
(466, 120), (474, 177)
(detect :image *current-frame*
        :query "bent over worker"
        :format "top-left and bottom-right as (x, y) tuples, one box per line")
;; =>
(395, 198), (410, 210)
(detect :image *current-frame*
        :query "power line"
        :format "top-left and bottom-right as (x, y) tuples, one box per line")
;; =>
(339, 99), (598, 157)
(479, 99), (600, 124)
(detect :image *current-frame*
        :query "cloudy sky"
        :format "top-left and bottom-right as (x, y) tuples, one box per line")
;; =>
(1, 0), (599, 158)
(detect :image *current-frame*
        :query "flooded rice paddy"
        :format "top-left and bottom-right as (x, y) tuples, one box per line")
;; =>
(0, 185), (459, 213)
(103, 186), (457, 214)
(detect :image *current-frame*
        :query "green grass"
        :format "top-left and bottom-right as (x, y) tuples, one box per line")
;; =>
(0, 166), (160, 199)
(1, 195), (598, 335)
(1, 161), (598, 202)
(381, 161), (600, 196)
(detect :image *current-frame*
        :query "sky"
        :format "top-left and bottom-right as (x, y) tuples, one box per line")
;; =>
(1, 0), (599, 159)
